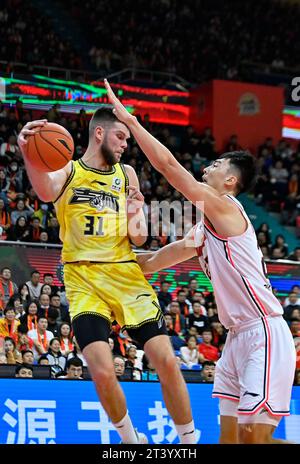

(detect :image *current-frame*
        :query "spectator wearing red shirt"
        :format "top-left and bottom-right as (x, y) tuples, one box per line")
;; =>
(198, 328), (219, 363)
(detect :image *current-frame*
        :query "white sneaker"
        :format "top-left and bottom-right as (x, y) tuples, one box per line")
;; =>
(120, 428), (148, 444)
(136, 429), (148, 444)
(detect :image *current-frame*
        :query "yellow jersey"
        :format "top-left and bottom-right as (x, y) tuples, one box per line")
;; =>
(54, 159), (136, 263)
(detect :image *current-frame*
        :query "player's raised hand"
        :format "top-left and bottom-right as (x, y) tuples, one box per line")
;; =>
(104, 79), (135, 125)
(126, 185), (144, 213)
(17, 120), (47, 153)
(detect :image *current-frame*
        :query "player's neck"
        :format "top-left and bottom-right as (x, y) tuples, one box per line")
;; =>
(82, 148), (112, 171)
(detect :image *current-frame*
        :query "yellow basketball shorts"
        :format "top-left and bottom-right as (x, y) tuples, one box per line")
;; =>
(64, 261), (162, 330)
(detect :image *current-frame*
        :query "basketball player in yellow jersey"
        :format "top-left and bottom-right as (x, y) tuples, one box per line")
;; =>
(17, 109), (196, 445)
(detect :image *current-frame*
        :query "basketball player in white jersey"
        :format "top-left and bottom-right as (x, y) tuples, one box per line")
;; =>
(105, 79), (296, 444)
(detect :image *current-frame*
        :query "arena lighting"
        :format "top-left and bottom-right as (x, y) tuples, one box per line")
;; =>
(282, 106), (300, 139)
(1, 75), (189, 125)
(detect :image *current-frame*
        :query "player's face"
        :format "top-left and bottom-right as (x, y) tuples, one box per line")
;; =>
(101, 122), (130, 165)
(202, 158), (237, 192)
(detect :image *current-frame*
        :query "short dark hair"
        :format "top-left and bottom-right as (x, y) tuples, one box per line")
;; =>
(21, 349), (34, 357)
(38, 354), (49, 364)
(15, 363), (33, 375)
(202, 361), (215, 368)
(44, 273), (54, 279)
(1, 267), (10, 273)
(31, 270), (40, 276)
(89, 107), (120, 137)
(219, 151), (257, 194)
(66, 357), (83, 369)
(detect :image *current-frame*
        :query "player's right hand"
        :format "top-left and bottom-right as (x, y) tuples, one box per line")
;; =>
(104, 79), (136, 125)
(17, 120), (48, 153)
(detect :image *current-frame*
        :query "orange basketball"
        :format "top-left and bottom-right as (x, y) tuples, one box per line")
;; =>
(26, 122), (74, 172)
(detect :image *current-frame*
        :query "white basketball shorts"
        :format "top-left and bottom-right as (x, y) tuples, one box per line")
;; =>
(212, 315), (296, 418)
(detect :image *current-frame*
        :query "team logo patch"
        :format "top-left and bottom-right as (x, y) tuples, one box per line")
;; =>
(111, 177), (123, 192)
(69, 187), (119, 212)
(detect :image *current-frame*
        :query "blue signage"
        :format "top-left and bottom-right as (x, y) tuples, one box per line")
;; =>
(0, 380), (299, 444)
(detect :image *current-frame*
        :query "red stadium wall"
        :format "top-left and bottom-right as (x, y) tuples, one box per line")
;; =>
(190, 80), (284, 153)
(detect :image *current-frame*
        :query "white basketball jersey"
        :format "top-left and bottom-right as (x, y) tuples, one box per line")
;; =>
(193, 195), (283, 329)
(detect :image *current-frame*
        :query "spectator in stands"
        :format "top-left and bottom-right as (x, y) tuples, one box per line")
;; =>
(46, 337), (67, 376)
(38, 355), (50, 365)
(15, 364), (33, 378)
(50, 293), (70, 324)
(125, 344), (143, 372)
(40, 283), (53, 297)
(58, 322), (74, 356)
(188, 302), (208, 335)
(198, 328), (219, 364)
(176, 289), (192, 317)
(57, 357), (83, 380)
(180, 335), (200, 369)
(46, 216), (61, 244)
(46, 307), (60, 337)
(271, 234), (288, 259)
(284, 291), (300, 309)
(114, 355), (126, 378)
(0, 169), (10, 204)
(108, 337), (114, 352)
(210, 317), (227, 348)
(19, 300), (39, 331)
(16, 324), (34, 352)
(38, 293), (50, 317)
(0, 352), (7, 364)
(290, 319), (300, 338)
(67, 335), (88, 367)
(200, 361), (216, 383)
(34, 203), (53, 229)
(0, 307), (20, 340)
(21, 349), (34, 365)
(157, 281), (172, 312)
(28, 216), (43, 243)
(27, 315), (54, 361)
(256, 223), (272, 246)
(0, 267), (18, 312)
(7, 215), (29, 242)
(10, 198), (34, 225)
(288, 247), (300, 262)
(199, 127), (215, 160)
(141, 354), (159, 381)
(167, 301), (186, 336)
(26, 270), (43, 301)
(0, 197), (11, 237)
(225, 134), (242, 153)
(4, 336), (22, 364)
(6, 294), (25, 320)
(43, 273), (59, 294)
(187, 278), (199, 302)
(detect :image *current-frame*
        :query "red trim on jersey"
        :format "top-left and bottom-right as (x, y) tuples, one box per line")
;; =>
(225, 243), (235, 267)
(204, 220), (228, 241)
(212, 393), (239, 402)
(244, 278), (268, 317)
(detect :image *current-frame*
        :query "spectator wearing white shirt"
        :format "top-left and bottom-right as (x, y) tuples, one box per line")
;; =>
(28, 315), (54, 361)
(180, 335), (200, 369)
(26, 270), (43, 301)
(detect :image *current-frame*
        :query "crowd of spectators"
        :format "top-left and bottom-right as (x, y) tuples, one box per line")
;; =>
(2, 0), (300, 83)
(0, 267), (299, 384)
(1, 0), (82, 72)
(0, 102), (299, 258)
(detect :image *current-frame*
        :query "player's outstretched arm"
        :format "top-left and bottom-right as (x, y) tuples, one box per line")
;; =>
(104, 79), (232, 218)
(137, 229), (197, 273)
(18, 120), (72, 203)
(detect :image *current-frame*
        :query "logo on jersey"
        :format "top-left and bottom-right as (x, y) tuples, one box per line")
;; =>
(111, 177), (123, 193)
(69, 187), (119, 212)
